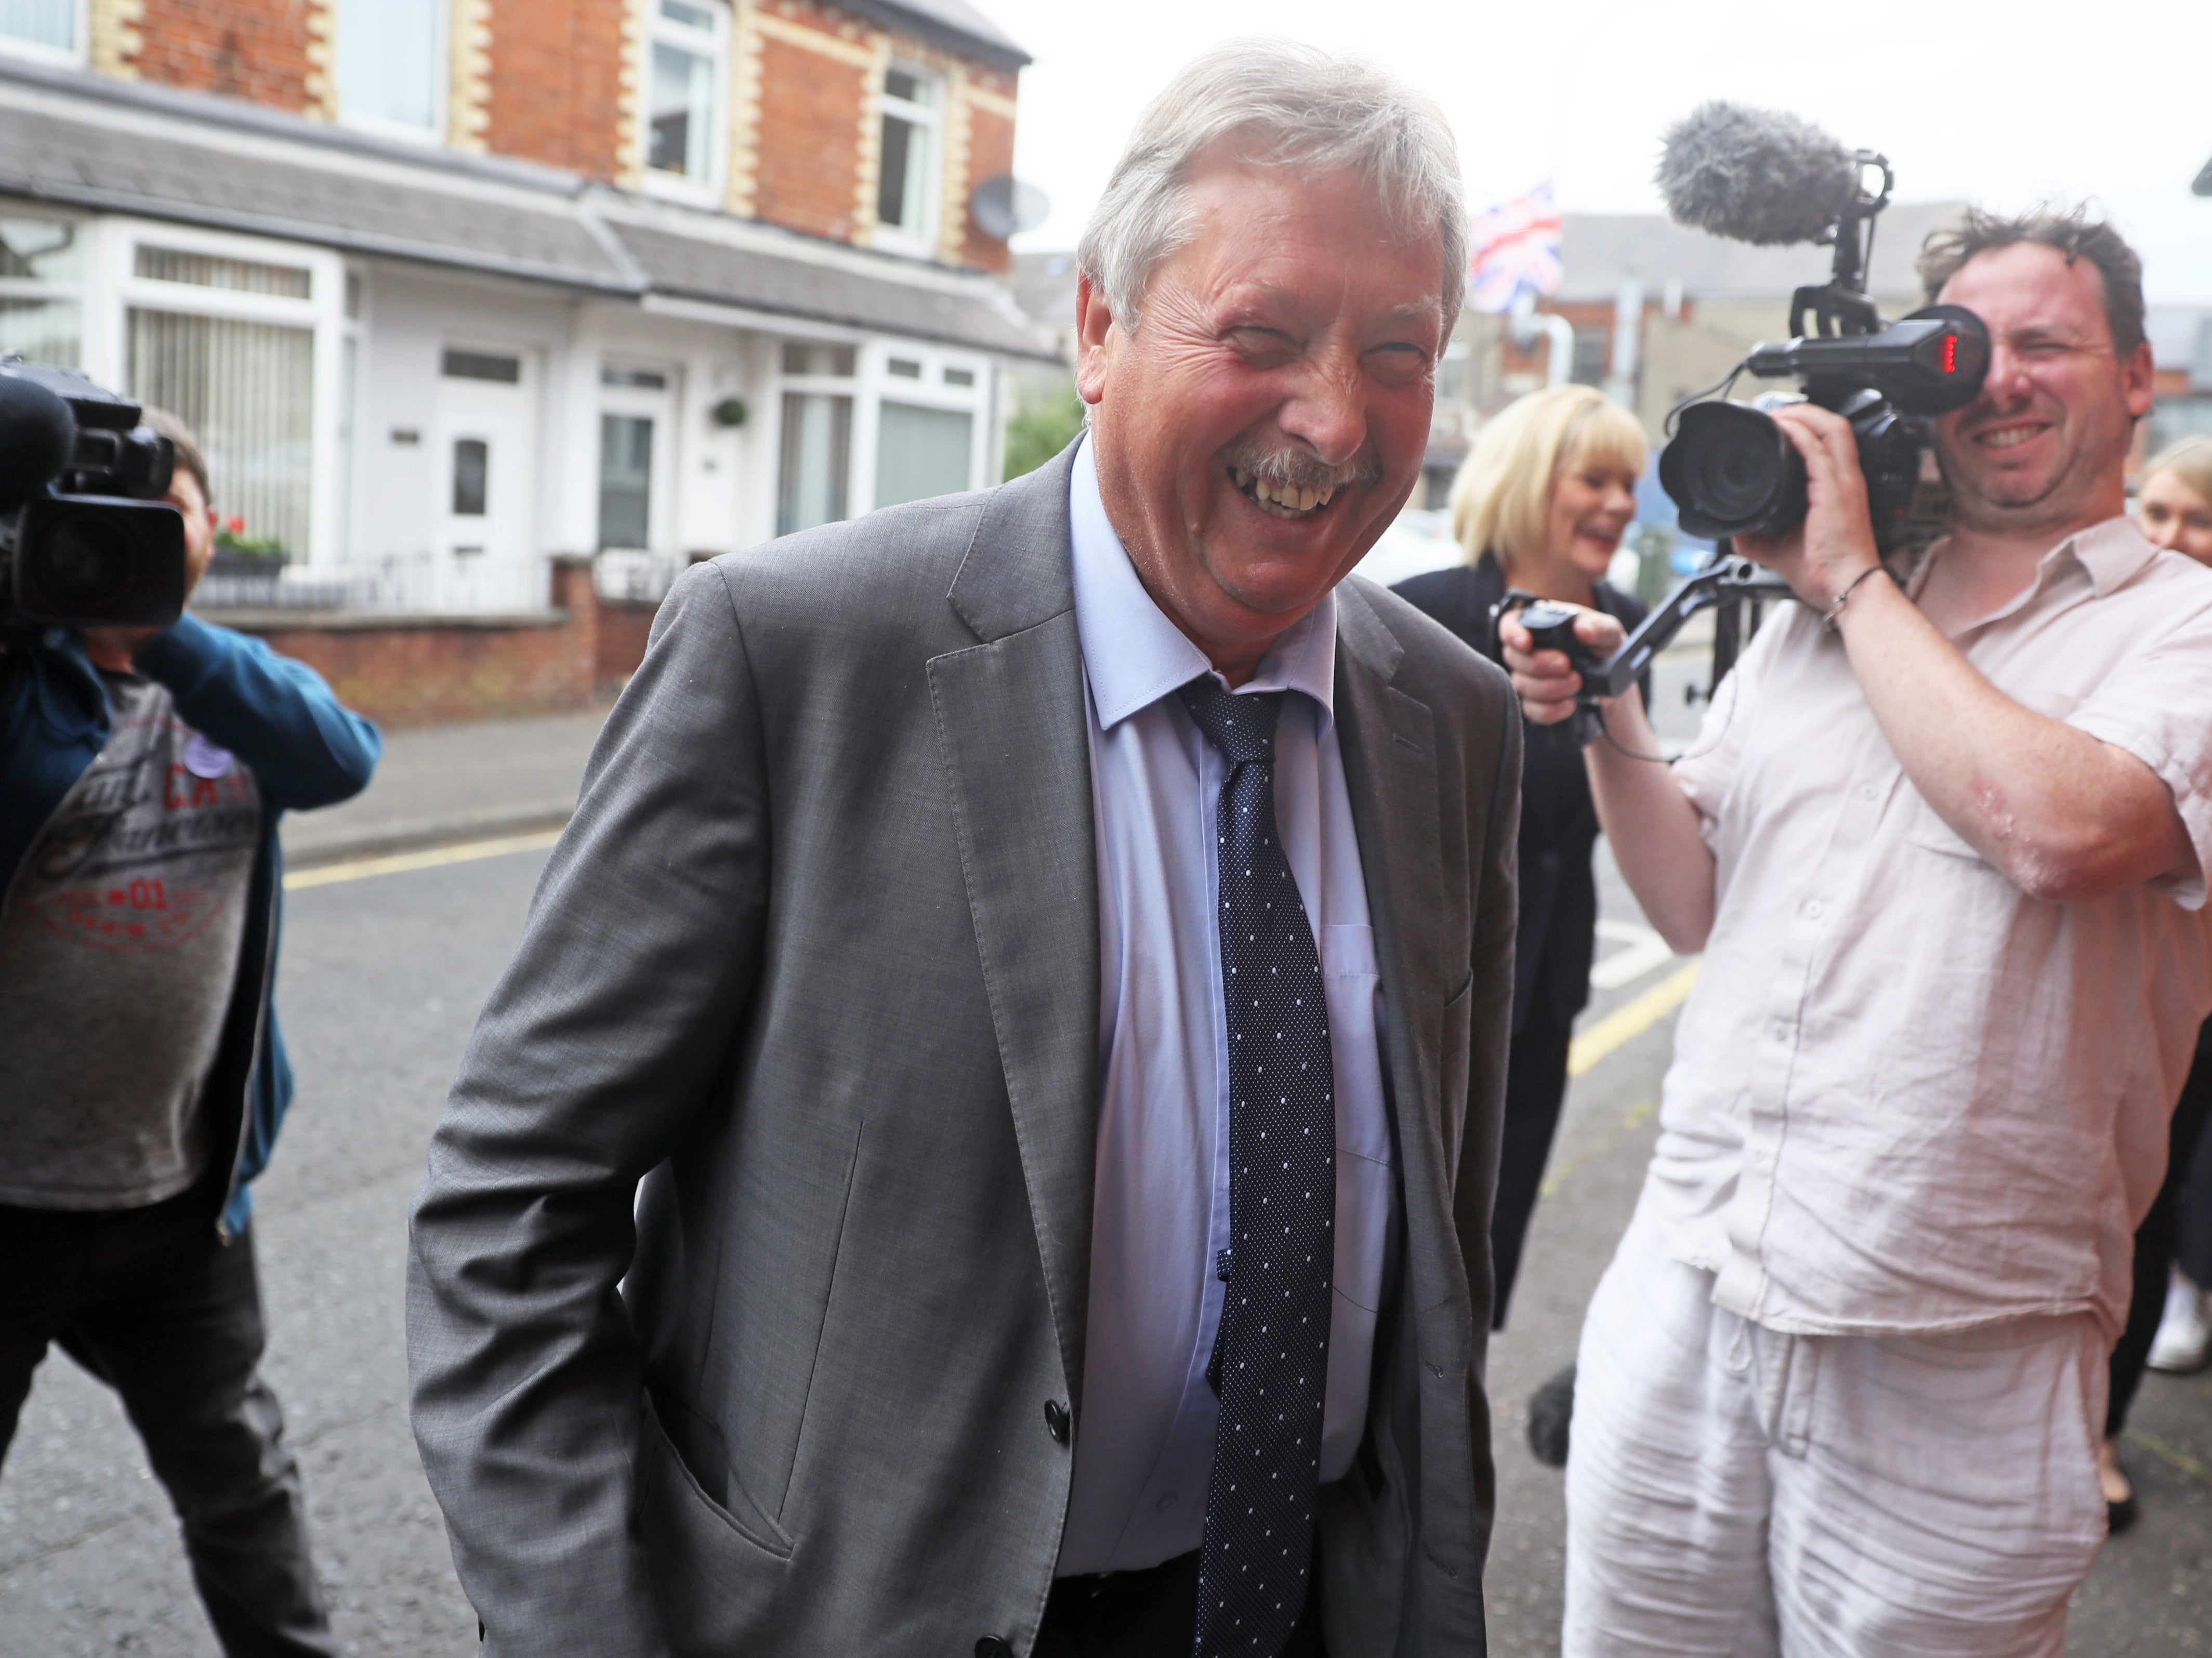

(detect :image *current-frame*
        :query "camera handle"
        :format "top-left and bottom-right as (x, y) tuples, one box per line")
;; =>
(1492, 546), (1798, 747)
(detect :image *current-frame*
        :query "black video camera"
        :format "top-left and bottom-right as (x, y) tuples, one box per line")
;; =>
(1657, 154), (1991, 552)
(0, 359), (186, 634)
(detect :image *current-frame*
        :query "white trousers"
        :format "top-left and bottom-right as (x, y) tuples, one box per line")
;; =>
(1563, 1203), (2108, 1657)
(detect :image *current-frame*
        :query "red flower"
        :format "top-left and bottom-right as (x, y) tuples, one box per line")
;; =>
(224, 516), (245, 534)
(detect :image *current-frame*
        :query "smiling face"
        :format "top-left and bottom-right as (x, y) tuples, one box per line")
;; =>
(1930, 242), (2153, 538)
(1529, 449), (1639, 596)
(1075, 155), (1444, 679)
(2140, 468), (2212, 567)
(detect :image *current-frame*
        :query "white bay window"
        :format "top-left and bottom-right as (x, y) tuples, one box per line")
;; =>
(87, 223), (348, 569)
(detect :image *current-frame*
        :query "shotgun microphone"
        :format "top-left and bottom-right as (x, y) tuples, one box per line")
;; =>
(1656, 101), (1862, 247)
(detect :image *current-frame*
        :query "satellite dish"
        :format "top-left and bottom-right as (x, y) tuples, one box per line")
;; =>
(969, 174), (1050, 241)
(2195, 153), (2212, 198)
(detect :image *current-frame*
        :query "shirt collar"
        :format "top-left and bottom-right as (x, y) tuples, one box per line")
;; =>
(1068, 432), (1338, 732)
(1910, 514), (2162, 625)
(2062, 514), (2162, 596)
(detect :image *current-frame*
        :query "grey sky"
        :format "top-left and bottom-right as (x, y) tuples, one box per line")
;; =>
(996, 0), (2211, 305)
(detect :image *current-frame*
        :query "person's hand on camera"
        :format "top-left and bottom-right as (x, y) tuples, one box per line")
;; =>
(1499, 606), (1627, 727)
(78, 483), (216, 670)
(1734, 402), (1882, 608)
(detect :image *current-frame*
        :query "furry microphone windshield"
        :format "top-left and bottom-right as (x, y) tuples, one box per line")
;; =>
(1656, 101), (1861, 246)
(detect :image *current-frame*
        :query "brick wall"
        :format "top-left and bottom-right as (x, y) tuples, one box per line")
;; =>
(134, 0), (318, 111)
(204, 559), (647, 728)
(959, 101), (1016, 275)
(102, 0), (1021, 275)
(594, 598), (659, 695)
(482, 0), (626, 178)
(751, 26), (870, 244)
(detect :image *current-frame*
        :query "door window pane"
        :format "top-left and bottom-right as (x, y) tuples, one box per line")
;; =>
(599, 414), (654, 550)
(452, 439), (488, 517)
(874, 401), (971, 509)
(128, 308), (314, 555)
(780, 341), (853, 377)
(338, 0), (442, 131)
(442, 349), (522, 384)
(778, 392), (850, 536)
(0, 0), (74, 52)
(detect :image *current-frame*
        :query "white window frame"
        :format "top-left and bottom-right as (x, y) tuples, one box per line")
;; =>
(639, 0), (730, 203)
(872, 62), (942, 256)
(0, 0), (86, 68)
(850, 339), (989, 516)
(335, 0), (450, 145)
(87, 220), (348, 570)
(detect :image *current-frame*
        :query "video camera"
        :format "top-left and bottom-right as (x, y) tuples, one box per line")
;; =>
(1498, 106), (1994, 746)
(0, 358), (186, 634)
(1663, 120), (1991, 555)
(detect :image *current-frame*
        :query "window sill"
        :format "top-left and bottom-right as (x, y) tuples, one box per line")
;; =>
(0, 38), (85, 70)
(867, 229), (942, 262)
(638, 171), (727, 209)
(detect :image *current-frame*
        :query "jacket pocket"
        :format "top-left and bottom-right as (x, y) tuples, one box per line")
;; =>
(635, 1391), (793, 1654)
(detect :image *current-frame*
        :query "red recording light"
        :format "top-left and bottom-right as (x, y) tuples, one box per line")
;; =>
(1941, 332), (1958, 375)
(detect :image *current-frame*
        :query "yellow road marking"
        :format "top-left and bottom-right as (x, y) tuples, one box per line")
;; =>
(1568, 960), (1700, 1078)
(284, 828), (564, 890)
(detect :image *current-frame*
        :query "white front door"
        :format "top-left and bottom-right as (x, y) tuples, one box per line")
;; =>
(435, 346), (539, 610)
(597, 363), (680, 598)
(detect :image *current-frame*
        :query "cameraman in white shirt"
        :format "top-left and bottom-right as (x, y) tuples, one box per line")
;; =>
(1506, 209), (2212, 1654)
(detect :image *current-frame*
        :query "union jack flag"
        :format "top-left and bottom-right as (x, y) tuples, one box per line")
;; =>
(1467, 182), (1564, 314)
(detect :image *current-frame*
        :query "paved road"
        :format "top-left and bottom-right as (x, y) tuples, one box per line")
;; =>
(4, 695), (2207, 1650)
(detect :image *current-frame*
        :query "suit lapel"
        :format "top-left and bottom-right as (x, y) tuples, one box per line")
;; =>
(928, 446), (1101, 1400)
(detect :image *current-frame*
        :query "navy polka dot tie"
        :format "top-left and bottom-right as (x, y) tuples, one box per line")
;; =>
(1177, 676), (1335, 1658)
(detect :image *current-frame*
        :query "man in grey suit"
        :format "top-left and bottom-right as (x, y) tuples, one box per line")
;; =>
(409, 40), (1518, 1658)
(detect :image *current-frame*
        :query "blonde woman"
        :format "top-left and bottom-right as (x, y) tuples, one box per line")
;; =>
(2101, 436), (2212, 1528)
(1394, 384), (1648, 1330)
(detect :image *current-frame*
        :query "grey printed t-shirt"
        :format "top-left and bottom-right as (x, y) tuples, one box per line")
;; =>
(0, 670), (261, 1208)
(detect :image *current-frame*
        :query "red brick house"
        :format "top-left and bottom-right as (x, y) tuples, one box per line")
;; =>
(0, 1), (1047, 613)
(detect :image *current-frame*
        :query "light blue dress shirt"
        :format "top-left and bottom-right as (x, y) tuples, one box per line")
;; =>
(1056, 436), (1397, 1576)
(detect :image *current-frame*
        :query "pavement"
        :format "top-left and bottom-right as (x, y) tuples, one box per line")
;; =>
(278, 706), (612, 866)
(3, 686), (2208, 1652)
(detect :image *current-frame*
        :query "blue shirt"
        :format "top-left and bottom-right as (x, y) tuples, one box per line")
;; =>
(1057, 437), (1396, 1575)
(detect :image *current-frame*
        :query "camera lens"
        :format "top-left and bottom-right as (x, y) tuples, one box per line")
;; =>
(31, 508), (136, 611)
(1658, 401), (1806, 540)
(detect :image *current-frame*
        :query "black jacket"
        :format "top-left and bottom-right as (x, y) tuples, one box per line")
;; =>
(1393, 554), (1648, 1035)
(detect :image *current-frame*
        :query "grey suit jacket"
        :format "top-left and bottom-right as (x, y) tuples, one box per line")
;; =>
(406, 444), (1521, 1657)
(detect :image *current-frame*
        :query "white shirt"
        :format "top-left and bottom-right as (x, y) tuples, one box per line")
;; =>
(1055, 437), (1396, 1575)
(1650, 517), (2212, 1341)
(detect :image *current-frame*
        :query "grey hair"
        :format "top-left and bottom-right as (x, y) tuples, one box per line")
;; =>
(1077, 39), (1466, 339)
